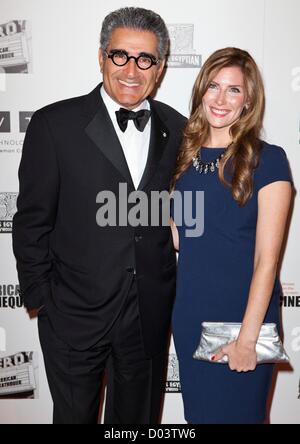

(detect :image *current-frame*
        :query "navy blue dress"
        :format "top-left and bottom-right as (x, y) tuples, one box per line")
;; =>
(172, 142), (292, 424)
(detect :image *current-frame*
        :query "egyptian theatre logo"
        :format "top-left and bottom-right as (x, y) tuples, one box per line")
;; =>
(0, 352), (38, 399)
(0, 192), (17, 233)
(0, 20), (32, 74)
(166, 353), (181, 393)
(167, 24), (202, 68)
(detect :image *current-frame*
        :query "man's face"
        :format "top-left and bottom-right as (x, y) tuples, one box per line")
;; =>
(99, 27), (165, 109)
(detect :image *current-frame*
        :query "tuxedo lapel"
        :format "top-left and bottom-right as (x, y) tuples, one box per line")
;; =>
(138, 100), (169, 191)
(84, 86), (134, 188)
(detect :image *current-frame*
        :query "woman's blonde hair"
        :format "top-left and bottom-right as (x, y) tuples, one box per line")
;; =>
(172, 47), (265, 206)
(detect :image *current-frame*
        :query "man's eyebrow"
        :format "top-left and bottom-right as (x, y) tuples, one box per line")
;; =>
(109, 48), (128, 53)
(109, 48), (156, 58)
(139, 51), (157, 58)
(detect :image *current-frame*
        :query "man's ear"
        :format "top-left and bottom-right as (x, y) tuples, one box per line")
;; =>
(156, 59), (166, 83)
(98, 48), (104, 73)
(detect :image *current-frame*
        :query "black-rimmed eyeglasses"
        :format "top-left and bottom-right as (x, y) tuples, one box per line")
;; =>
(104, 50), (160, 70)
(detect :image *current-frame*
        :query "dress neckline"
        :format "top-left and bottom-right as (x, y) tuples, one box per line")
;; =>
(201, 146), (226, 150)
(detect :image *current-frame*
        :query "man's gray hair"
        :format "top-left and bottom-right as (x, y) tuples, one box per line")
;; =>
(100, 7), (169, 60)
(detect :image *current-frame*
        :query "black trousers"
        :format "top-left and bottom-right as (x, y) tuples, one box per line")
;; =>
(38, 278), (167, 424)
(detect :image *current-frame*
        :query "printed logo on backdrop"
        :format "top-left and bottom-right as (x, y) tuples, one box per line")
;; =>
(0, 352), (38, 399)
(167, 24), (202, 68)
(0, 112), (10, 132)
(0, 285), (23, 309)
(0, 111), (33, 133)
(0, 111), (33, 154)
(165, 353), (181, 393)
(281, 283), (300, 308)
(19, 111), (33, 133)
(0, 193), (17, 233)
(0, 20), (32, 74)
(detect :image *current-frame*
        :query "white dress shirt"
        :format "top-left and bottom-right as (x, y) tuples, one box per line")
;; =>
(101, 86), (151, 189)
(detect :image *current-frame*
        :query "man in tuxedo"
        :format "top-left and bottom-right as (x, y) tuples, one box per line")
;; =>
(13, 7), (186, 424)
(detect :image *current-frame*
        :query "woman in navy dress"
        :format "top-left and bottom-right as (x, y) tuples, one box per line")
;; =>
(171, 48), (293, 424)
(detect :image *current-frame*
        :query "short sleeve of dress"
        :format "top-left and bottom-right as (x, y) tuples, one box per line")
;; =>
(254, 143), (293, 191)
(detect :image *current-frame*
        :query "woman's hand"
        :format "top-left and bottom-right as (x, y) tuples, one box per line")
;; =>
(212, 340), (257, 372)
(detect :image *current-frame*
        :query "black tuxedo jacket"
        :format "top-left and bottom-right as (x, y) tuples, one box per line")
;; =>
(13, 84), (186, 356)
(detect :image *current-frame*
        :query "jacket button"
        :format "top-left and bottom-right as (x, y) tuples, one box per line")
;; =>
(135, 235), (143, 242)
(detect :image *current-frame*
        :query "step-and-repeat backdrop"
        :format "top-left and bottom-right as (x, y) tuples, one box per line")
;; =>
(0, 0), (299, 424)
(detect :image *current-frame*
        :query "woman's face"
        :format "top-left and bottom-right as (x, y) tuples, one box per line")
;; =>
(202, 66), (248, 134)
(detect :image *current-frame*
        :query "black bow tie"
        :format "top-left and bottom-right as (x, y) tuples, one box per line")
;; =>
(115, 108), (151, 132)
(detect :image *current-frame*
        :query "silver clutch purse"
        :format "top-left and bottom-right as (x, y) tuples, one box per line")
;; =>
(193, 322), (290, 364)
